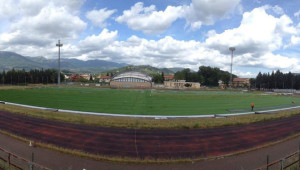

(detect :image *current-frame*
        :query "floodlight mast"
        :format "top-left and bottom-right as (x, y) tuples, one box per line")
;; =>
(229, 47), (236, 87)
(56, 40), (63, 85)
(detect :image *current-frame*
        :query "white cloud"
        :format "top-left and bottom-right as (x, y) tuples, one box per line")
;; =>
(183, 0), (241, 30)
(86, 8), (116, 28)
(116, 2), (183, 34)
(18, 0), (48, 16)
(116, 0), (241, 33)
(0, 1), (299, 78)
(0, 0), (18, 20)
(189, 21), (202, 31)
(0, 2), (86, 48)
(286, 35), (300, 47)
(205, 6), (296, 56)
(233, 70), (256, 78)
(0, 0), (85, 21)
(53, 0), (86, 14)
(259, 53), (298, 70)
(78, 29), (118, 52)
(271, 5), (284, 15)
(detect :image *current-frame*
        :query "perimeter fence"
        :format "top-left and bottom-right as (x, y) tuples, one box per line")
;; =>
(256, 150), (299, 170)
(0, 147), (50, 170)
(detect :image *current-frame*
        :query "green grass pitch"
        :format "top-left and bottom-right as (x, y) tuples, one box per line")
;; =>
(0, 87), (299, 115)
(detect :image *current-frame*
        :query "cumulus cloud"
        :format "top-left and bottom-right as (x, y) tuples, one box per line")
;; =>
(205, 6), (296, 56)
(0, 1), (299, 77)
(53, 0), (86, 14)
(86, 8), (117, 28)
(78, 29), (118, 52)
(116, 2), (183, 34)
(270, 5), (284, 15)
(0, 1), (86, 49)
(0, 0), (84, 21)
(0, 0), (19, 20)
(183, 0), (241, 30)
(116, 0), (241, 33)
(294, 10), (300, 18)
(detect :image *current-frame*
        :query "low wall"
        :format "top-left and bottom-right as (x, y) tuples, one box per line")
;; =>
(110, 81), (152, 88)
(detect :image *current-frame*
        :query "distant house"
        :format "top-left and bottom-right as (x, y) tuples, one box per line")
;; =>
(69, 74), (82, 81)
(81, 74), (91, 80)
(99, 75), (111, 83)
(164, 75), (175, 81)
(218, 80), (226, 89)
(232, 78), (250, 87)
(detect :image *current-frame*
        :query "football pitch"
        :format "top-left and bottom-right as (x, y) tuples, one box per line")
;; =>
(0, 87), (299, 115)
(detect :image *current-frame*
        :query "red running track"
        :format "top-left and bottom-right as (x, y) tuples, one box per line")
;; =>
(0, 110), (299, 159)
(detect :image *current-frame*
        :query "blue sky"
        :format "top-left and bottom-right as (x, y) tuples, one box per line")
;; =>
(0, 0), (300, 77)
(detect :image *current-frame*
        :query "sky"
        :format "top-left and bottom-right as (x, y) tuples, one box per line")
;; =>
(0, 0), (300, 77)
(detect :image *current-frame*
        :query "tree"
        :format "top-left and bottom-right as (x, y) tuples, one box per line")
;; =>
(173, 66), (235, 86)
(252, 70), (300, 90)
(161, 72), (165, 82)
(152, 73), (163, 84)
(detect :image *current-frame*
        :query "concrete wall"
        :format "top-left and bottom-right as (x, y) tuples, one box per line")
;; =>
(164, 81), (200, 89)
(110, 81), (152, 88)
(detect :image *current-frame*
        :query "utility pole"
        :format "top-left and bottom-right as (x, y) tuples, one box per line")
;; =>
(56, 40), (63, 85)
(229, 47), (236, 87)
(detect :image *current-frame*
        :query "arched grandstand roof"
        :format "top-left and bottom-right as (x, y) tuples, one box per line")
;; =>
(111, 71), (152, 82)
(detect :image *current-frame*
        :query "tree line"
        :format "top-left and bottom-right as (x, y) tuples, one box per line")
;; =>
(0, 69), (64, 85)
(174, 66), (236, 86)
(251, 70), (300, 89)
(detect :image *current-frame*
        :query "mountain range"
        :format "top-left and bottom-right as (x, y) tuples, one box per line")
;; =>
(0, 51), (183, 74)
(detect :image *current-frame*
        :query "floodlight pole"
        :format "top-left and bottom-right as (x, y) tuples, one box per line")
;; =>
(56, 40), (63, 85)
(229, 47), (236, 87)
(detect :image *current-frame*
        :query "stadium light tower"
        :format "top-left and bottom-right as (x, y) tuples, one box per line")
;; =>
(229, 47), (236, 87)
(56, 40), (63, 85)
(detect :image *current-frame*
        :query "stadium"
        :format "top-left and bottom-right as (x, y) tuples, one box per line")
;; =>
(0, 0), (300, 169)
(110, 71), (153, 88)
(0, 82), (300, 169)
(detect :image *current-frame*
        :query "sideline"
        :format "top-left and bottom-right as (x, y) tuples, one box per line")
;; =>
(2, 101), (300, 119)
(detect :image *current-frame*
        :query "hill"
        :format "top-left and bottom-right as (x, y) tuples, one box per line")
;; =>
(0, 51), (43, 70)
(107, 65), (178, 75)
(0, 51), (127, 73)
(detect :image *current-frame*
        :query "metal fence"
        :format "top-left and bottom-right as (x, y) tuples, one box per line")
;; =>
(0, 147), (50, 170)
(256, 151), (299, 170)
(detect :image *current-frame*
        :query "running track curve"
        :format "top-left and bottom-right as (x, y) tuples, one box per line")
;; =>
(0, 110), (299, 159)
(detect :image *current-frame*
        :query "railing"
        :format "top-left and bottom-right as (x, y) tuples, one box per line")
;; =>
(256, 151), (299, 170)
(0, 147), (50, 170)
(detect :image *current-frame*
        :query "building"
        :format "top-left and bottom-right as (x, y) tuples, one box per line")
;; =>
(232, 78), (250, 87)
(81, 74), (92, 80)
(164, 75), (175, 81)
(164, 81), (200, 89)
(218, 80), (226, 89)
(110, 71), (152, 88)
(69, 74), (82, 81)
(99, 75), (111, 83)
